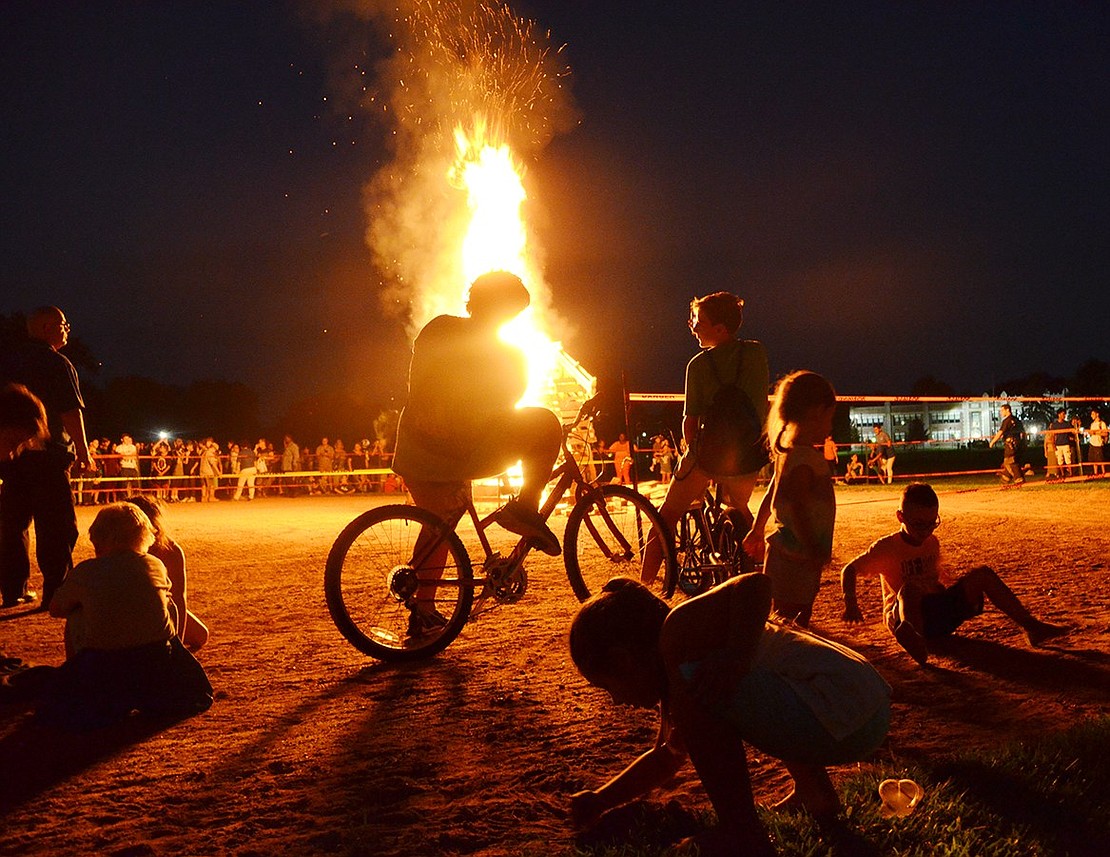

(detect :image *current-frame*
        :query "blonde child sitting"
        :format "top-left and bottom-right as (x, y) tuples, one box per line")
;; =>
(41, 503), (212, 730)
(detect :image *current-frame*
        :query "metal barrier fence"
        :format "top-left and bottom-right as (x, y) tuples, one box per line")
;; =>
(626, 393), (1110, 484)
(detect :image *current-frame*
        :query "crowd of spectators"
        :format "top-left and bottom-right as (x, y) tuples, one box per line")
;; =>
(74, 435), (403, 505)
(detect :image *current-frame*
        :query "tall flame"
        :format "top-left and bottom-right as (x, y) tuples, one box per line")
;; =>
(452, 121), (559, 407)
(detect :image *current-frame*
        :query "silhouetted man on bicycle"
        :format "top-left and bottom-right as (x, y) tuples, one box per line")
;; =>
(392, 271), (562, 637)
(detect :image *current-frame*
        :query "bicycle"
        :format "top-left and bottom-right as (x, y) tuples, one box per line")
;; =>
(324, 409), (676, 661)
(669, 482), (757, 598)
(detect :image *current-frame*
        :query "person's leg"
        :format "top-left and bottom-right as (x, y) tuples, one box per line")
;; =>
(182, 609), (210, 651)
(246, 470), (256, 500)
(487, 409), (563, 555)
(959, 566), (1068, 644)
(884, 456), (896, 484)
(891, 584), (929, 664)
(641, 465), (709, 585)
(233, 472), (245, 500)
(29, 457), (78, 608)
(503, 407), (561, 511)
(0, 459), (34, 604)
(676, 698), (771, 851)
(719, 472), (759, 525)
(406, 481), (470, 618)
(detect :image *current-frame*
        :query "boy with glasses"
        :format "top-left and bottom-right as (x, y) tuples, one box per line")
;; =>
(840, 482), (1067, 665)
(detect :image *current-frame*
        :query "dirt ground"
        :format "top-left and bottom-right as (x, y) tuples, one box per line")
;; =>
(1, 480), (1108, 856)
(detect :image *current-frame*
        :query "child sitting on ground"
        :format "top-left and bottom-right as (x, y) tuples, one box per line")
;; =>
(570, 574), (890, 856)
(41, 503), (212, 730)
(841, 482), (1068, 665)
(126, 495), (209, 651)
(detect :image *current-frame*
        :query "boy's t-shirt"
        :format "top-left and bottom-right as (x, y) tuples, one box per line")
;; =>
(850, 531), (944, 619)
(54, 552), (174, 653)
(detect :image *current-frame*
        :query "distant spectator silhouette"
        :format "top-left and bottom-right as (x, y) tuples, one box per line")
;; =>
(867, 426), (894, 484)
(233, 443), (257, 501)
(845, 453), (864, 484)
(115, 434), (140, 493)
(988, 404), (1025, 486)
(605, 433), (632, 485)
(315, 437), (335, 494)
(1087, 409), (1108, 475)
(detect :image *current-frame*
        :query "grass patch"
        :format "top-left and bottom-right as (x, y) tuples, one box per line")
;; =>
(575, 716), (1110, 856)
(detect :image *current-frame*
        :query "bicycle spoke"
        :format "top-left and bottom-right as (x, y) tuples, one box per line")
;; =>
(565, 485), (674, 602)
(325, 506), (473, 660)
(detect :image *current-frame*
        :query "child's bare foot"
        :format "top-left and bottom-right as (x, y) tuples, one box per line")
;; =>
(771, 784), (840, 821)
(894, 620), (929, 665)
(1026, 621), (1069, 647)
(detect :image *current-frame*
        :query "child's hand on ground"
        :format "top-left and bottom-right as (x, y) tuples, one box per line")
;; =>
(570, 789), (606, 828)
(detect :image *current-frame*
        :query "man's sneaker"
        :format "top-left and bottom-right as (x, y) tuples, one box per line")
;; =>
(406, 604), (449, 639)
(1, 591), (36, 609)
(497, 499), (561, 556)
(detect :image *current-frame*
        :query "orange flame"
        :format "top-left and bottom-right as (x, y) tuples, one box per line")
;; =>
(451, 121), (559, 408)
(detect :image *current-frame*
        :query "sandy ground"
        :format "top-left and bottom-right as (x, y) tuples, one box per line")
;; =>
(1, 480), (1108, 856)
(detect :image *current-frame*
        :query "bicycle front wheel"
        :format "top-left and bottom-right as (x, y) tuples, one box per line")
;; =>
(564, 485), (675, 602)
(324, 504), (473, 661)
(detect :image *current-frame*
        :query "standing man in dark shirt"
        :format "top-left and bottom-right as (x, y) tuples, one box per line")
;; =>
(0, 306), (92, 610)
(988, 403), (1025, 486)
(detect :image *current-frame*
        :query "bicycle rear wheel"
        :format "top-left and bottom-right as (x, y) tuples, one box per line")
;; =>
(674, 509), (716, 597)
(324, 504), (473, 661)
(564, 484), (675, 602)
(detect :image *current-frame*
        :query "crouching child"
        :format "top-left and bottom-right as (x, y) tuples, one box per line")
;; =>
(569, 574), (890, 855)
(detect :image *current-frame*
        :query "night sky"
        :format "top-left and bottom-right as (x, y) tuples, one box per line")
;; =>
(3, 2), (1108, 422)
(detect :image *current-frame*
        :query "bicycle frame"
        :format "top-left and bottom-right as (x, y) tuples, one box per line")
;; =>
(407, 421), (610, 589)
(675, 482), (755, 596)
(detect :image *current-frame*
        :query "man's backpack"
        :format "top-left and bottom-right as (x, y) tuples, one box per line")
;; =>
(694, 347), (770, 477)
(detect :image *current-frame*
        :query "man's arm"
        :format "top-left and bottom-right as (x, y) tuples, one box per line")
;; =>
(61, 408), (91, 468)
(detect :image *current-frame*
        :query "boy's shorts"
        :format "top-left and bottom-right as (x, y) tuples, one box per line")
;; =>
(919, 579), (984, 638)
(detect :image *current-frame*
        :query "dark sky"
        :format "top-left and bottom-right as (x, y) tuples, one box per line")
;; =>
(3, 2), (1108, 420)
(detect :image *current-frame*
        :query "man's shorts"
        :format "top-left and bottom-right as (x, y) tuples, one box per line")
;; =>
(919, 579), (984, 638)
